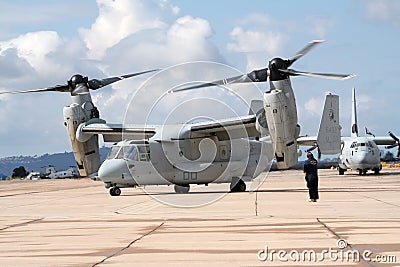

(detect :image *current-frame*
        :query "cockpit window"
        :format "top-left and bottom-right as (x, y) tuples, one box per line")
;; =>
(107, 144), (150, 161)
(368, 141), (374, 147)
(123, 145), (138, 160)
(351, 142), (372, 149)
(107, 146), (121, 159)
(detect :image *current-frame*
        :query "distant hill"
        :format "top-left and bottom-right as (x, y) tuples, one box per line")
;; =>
(0, 147), (110, 177)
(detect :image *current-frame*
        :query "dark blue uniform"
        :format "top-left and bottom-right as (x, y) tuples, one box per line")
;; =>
(303, 157), (319, 200)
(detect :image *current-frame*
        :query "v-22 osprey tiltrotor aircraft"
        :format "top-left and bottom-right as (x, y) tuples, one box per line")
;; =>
(1, 40), (354, 196)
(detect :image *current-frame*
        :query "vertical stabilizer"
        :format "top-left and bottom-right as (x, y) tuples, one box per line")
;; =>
(351, 87), (358, 137)
(317, 94), (341, 154)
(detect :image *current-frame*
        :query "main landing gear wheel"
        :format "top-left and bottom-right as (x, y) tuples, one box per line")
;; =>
(174, 184), (190, 194)
(358, 169), (367, 175)
(338, 167), (345, 175)
(230, 179), (246, 192)
(110, 186), (121, 196)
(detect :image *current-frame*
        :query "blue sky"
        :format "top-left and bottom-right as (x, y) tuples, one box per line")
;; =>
(0, 0), (399, 157)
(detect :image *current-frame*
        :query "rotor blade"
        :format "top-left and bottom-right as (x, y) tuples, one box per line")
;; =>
(288, 40), (325, 67)
(0, 84), (69, 95)
(388, 131), (400, 143)
(386, 144), (398, 149)
(279, 69), (356, 80)
(171, 68), (268, 93)
(88, 69), (160, 90)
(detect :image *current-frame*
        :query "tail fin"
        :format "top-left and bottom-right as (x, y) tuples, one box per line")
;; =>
(351, 87), (358, 137)
(317, 93), (341, 154)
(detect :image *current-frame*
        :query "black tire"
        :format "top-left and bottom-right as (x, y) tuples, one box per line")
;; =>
(230, 183), (238, 192)
(373, 168), (380, 175)
(338, 167), (345, 175)
(113, 187), (121, 196)
(109, 187), (115, 196)
(230, 179), (246, 192)
(174, 184), (190, 194)
(237, 180), (246, 192)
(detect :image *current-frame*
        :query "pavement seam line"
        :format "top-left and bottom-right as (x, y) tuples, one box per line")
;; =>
(316, 218), (375, 267)
(353, 192), (400, 208)
(91, 222), (164, 267)
(0, 218), (44, 231)
(0, 185), (99, 198)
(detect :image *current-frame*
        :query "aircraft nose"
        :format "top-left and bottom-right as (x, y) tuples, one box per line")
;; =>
(358, 151), (371, 164)
(98, 159), (130, 182)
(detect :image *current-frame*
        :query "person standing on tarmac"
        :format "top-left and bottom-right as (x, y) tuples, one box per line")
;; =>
(303, 152), (319, 202)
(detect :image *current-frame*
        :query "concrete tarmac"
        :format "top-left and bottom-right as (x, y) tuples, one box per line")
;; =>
(0, 169), (399, 266)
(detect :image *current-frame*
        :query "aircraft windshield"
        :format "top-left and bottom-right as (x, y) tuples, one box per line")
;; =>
(106, 144), (149, 161)
(350, 142), (371, 149)
(107, 146), (121, 159)
(123, 146), (138, 160)
(368, 141), (374, 147)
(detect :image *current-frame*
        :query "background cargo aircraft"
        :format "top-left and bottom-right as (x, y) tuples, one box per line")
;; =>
(299, 88), (398, 175)
(338, 88), (398, 175)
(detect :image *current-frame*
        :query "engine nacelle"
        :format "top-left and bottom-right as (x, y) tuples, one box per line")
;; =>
(63, 103), (100, 177)
(263, 82), (300, 169)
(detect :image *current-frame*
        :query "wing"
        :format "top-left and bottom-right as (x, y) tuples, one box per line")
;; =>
(81, 123), (156, 142)
(80, 115), (259, 142)
(369, 136), (396, 146)
(297, 136), (319, 147)
(188, 115), (258, 140)
(298, 136), (397, 147)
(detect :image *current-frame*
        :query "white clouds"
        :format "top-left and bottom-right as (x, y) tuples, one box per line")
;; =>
(303, 96), (325, 117)
(165, 16), (221, 62)
(227, 14), (287, 71)
(365, 0), (400, 27)
(227, 27), (285, 54)
(0, 31), (100, 88)
(0, 48), (34, 79)
(168, 16), (212, 42)
(93, 14), (224, 122)
(0, 31), (62, 75)
(0, 0), (224, 137)
(102, 14), (221, 69)
(1, 0), (216, 156)
(79, 0), (178, 59)
(76, 0), (225, 124)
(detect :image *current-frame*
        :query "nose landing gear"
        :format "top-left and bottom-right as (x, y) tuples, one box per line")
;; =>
(230, 178), (246, 192)
(110, 186), (121, 196)
(174, 184), (190, 194)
